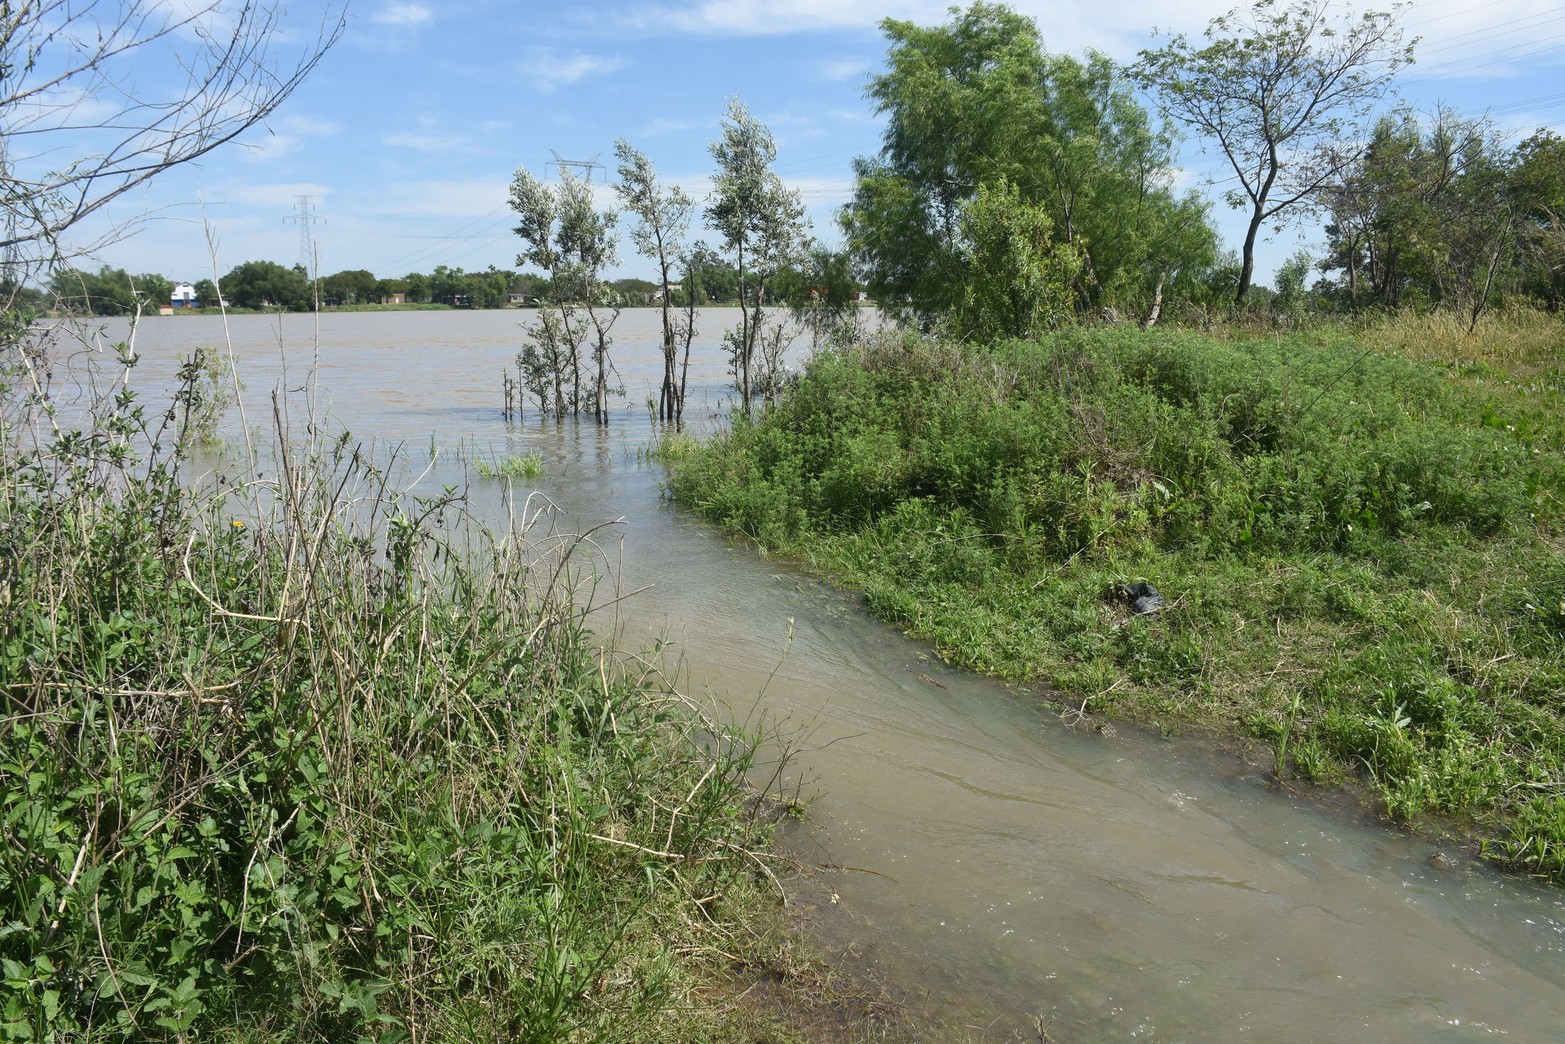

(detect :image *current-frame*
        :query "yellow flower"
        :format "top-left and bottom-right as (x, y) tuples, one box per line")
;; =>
(230, 520), (246, 529)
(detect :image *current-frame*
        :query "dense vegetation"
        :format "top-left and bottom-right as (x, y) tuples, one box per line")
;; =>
(666, 319), (1565, 879)
(0, 345), (803, 1041)
(661, 5), (1565, 884)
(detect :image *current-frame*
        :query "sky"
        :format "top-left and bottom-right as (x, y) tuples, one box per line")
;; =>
(36, 0), (1565, 291)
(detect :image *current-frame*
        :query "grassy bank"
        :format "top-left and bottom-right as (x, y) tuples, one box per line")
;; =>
(665, 323), (1565, 880)
(0, 345), (808, 1040)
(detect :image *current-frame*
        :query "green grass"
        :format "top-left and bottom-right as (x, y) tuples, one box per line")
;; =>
(0, 339), (812, 1041)
(666, 323), (1565, 880)
(475, 451), (545, 479)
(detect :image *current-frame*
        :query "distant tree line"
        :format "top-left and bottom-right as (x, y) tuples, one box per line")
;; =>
(38, 256), (792, 317)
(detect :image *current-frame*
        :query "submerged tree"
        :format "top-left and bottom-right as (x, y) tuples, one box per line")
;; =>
(509, 167), (620, 423)
(613, 139), (694, 425)
(706, 98), (809, 412)
(843, 2), (1215, 330)
(1135, 0), (1413, 303)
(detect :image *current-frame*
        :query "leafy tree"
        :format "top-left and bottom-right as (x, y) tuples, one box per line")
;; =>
(471, 267), (516, 310)
(1270, 249), (1316, 324)
(373, 277), (409, 302)
(707, 98), (809, 411)
(679, 248), (739, 304)
(1135, 0), (1413, 303)
(775, 246), (863, 351)
(956, 180), (1083, 341)
(1318, 106), (1515, 320)
(193, 279), (221, 308)
(508, 272), (550, 304)
(220, 260), (311, 310)
(403, 272), (432, 303)
(509, 167), (620, 422)
(1512, 130), (1565, 309)
(47, 266), (170, 316)
(322, 269), (378, 306)
(845, 2), (1214, 329)
(427, 265), (471, 306)
(614, 138), (695, 424)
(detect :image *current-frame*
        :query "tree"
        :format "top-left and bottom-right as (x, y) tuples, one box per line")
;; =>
(373, 277), (408, 302)
(48, 265), (141, 315)
(844, 3), (1215, 328)
(774, 246), (863, 351)
(403, 272), (431, 303)
(219, 260), (310, 310)
(0, 0), (344, 275)
(1318, 107), (1514, 317)
(1512, 130), (1565, 309)
(1135, 0), (1413, 303)
(956, 180), (1083, 341)
(322, 269), (378, 306)
(614, 138), (694, 425)
(193, 279), (220, 308)
(706, 98), (808, 412)
(509, 166), (620, 423)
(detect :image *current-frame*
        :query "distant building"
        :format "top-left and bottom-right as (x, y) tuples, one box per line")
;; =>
(171, 283), (199, 308)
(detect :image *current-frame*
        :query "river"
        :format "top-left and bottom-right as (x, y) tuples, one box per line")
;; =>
(55, 308), (1565, 1041)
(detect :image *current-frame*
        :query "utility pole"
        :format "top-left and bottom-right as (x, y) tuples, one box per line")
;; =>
(286, 195), (325, 273)
(549, 150), (604, 183)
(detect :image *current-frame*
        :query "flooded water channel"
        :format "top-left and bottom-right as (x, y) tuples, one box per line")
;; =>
(70, 309), (1565, 1041)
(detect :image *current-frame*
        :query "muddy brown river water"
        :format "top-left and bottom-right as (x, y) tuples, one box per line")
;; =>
(55, 309), (1565, 1041)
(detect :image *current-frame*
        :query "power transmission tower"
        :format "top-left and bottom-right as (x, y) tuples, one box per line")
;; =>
(549, 150), (604, 182)
(286, 195), (325, 272)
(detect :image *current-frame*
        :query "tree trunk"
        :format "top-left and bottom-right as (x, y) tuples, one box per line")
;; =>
(1139, 277), (1164, 330)
(1236, 202), (1265, 304)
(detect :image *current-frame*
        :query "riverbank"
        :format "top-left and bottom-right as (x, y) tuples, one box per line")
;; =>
(0, 344), (877, 1041)
(664, 319), (1565, 881)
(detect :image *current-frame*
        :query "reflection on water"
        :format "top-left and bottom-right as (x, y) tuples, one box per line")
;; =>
(68, 309), (1565, 1041)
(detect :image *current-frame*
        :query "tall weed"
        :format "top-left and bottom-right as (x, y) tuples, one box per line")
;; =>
(1, 323), (781, 1041)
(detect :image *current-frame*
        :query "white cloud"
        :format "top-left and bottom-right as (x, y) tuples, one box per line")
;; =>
(371, 2), (433, 28)
(642, 0), (944, 35)
(383, 131), (472, 153)
(213, 182), (334, 209)
(238, 114), (342, 162)
(624, 1), (1458, 63)
(519, 48), (626, 93)
(814, 58), (870, 82)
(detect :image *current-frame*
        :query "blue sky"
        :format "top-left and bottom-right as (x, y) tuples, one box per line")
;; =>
(57, 0), (1565, 290)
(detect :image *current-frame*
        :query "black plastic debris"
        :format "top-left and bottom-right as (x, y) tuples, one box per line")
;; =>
(1120, 582), (1164, 616)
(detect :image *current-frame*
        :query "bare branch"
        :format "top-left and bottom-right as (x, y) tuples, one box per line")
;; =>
(1, 0), (346, 262)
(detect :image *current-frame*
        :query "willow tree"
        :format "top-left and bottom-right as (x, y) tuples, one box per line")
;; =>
(1135, 0), (1413, 303)
(508, 167), (620, 423)
(613, 139), (693, 424)
(843, 2), (1215, 330)
(706, 98), (808, 412)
